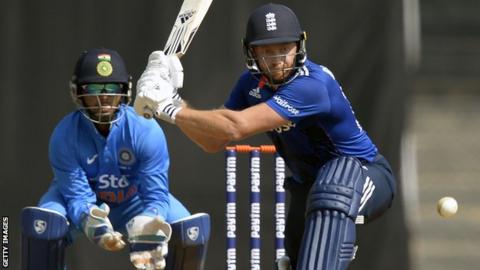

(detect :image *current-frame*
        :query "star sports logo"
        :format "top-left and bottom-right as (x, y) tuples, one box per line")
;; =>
(265, 13), (277, 31)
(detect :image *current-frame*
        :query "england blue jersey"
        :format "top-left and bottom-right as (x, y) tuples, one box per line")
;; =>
(48, 105), (170, 227)
(225, 60), (378, 183)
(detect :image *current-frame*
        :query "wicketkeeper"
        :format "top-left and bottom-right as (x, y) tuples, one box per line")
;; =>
(21, 48), (210, 270)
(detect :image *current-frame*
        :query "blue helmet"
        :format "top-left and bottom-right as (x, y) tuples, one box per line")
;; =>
(243, 4), (307, 86)
(70, 48), (132, 124)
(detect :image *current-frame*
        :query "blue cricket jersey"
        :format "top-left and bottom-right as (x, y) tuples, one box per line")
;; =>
(48, 105), (170, 227)
(225, 60), (378, 183)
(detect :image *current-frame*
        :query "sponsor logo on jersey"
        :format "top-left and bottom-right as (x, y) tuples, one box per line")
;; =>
(119, 148), (135, 166)
(265, 12), (277, 31)
(96, 174), (137, 203)
(272, 121), (296, 133)
(98, 174), (130, 189)
(33, 219), (47, 234)
(249, 87), (262, 99)
(272, 96), (299, 115)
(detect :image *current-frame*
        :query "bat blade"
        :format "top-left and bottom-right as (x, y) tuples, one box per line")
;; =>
(164, 0), (213, 57)
(143, 0), (212, 119)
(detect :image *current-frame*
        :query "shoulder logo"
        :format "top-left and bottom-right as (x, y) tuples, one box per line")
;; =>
(249, 87), (262, 99)
(187, 226), (200, 241)
(34, 219), (47, 234)
(87, 154), (98, 165)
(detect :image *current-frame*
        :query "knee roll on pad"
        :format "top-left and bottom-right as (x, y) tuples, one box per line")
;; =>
(166, 213), (211, 270)
(298, 157), (365, 270)
(21, 207), (69, 270)
(307, 156), (365, 219)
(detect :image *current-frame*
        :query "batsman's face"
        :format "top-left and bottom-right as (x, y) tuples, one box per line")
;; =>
(252, 42), (297, 81)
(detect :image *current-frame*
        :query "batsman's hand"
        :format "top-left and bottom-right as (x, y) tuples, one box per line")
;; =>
(81, 203), (125, 251)
(134, 51), (184, 123)
(126, 215), (172, 270)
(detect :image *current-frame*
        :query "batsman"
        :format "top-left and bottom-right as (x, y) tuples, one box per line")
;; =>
(21, 48), (210, 270)
(135, 3), (396, 270)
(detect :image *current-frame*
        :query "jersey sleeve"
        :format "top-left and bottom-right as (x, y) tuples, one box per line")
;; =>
(136, 121), (170, 219)
(224, 71), (251, 110)
(265, 77), (331, 123)
(49, 124), (96, 228)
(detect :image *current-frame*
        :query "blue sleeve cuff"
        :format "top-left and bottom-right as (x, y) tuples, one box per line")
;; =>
(70, 202), (95, 229)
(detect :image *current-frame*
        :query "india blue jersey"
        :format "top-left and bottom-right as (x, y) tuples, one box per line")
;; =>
(225, 60), (377, 183)
(48, 105), (170, 227)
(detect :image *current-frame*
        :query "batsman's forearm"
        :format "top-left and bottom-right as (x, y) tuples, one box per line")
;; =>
(176, 107), (249, 142)
(177, 123), (229, 153)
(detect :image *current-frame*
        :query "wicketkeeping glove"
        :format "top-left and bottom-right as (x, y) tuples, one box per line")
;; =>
(81, 203), (125, 251)
(126, 215), (172, 270)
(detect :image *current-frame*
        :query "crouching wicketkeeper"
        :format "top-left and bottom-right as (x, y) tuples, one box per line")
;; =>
(21, 48), (210, 270)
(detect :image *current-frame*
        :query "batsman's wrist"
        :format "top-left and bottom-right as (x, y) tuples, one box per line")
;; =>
(170, 106), (183, 122)
(156, 104), (183, 123)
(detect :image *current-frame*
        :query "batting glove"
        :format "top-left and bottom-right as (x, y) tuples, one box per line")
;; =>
(126, 215), (172, 270)
(81, 203), (125, 251)
(134, 51), (184, 123)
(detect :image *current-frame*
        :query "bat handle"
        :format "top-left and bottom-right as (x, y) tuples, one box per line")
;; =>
(143, 107), (154, 119)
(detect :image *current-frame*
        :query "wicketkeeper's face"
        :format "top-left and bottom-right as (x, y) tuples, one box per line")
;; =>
(79, 83), (124, 123)
(252, 42), (298, 82)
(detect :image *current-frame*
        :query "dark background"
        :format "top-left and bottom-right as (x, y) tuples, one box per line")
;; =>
(0, 0), (409, 269)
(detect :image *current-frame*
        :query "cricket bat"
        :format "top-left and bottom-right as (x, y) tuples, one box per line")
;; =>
(164, 0), (213, 58)
(143, 0), (213, 118)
